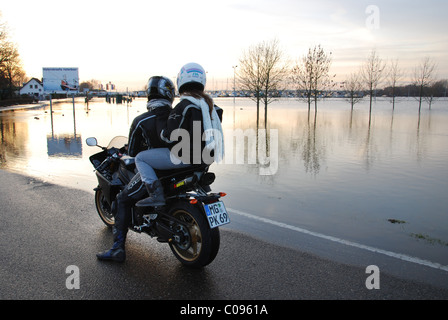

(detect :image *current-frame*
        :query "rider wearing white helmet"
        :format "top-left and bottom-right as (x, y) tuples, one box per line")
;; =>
(176, 62), (207, 93)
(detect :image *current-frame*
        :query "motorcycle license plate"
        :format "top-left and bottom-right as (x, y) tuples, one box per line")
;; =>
(204, 201), (230, 229)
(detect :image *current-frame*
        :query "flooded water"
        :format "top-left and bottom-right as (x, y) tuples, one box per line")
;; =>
(1, 97), (447, 266)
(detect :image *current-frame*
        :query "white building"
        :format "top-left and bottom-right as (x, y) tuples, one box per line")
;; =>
(20, 78), (44, 98)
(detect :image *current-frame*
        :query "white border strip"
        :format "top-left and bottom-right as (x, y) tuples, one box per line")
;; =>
(228, 208), (448, 272)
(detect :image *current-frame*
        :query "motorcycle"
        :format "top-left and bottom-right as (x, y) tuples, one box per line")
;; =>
(86, 136), (229, 268)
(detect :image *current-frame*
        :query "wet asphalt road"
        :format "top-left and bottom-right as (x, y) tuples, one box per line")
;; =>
(1, 169), (447, 303)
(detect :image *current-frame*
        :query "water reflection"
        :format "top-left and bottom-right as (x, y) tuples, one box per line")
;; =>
(46, 101), (83, 157)
(0, 109), (30, 166)
(47, 135), (82, 157)
(218, 98), (448, 265)
(301, 112), (323, 175)
(0, 97), (447, 265)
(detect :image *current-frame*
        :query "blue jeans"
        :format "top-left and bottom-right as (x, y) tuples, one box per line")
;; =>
(135, 148), (190, 184)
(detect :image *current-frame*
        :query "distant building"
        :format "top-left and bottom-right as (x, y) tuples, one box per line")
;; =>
(20, 78), (44, 98)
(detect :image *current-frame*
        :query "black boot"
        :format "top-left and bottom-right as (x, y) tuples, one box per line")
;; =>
(96, 228), (127, 262)
(136, 180), (165, 207)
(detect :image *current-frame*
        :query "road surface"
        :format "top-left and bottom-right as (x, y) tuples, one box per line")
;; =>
(1, 169), (447, 303)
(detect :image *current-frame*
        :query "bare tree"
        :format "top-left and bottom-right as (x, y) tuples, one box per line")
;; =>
(259, 39), (288, 127)
(413, 57), (437, 112)
(291, 52), (313, 111)
(238, 42), (265, 127)
(361, 50), (386, 118)
(79, 79), (102, 92)
(238, 39), (286, 128)
(424, 86), (436, 109)
(386, 59), (403, 110)
(344, 71), (364, 110)
(291, 44), (333, 114)
(0, 12), (26, 99)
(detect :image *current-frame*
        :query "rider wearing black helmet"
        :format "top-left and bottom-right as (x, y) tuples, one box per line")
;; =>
(96, 76), (175, 262)
(127, 76), (176, 156)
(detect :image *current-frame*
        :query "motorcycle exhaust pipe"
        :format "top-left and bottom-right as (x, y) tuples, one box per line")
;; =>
(169, 175), (198, 192)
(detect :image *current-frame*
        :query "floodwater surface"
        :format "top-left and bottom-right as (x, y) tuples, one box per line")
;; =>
(1, 97), (447, 266)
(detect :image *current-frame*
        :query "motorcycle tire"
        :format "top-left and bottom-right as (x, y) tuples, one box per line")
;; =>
(168, 201), (220, 268)
(95, 188), (115, 228)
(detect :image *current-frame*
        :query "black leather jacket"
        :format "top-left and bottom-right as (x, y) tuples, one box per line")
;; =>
(161, 99), (223, 164)
(127, 101), (172, 157)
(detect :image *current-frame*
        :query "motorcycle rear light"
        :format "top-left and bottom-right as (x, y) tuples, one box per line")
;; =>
(190, 199), (198, 204)
(219, 192), (227, 197)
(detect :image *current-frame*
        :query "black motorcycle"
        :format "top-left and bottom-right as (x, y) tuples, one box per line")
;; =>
(86, 136), (229, 268)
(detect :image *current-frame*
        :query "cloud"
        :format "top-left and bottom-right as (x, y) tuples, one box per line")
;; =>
(2, 0), (447, 90)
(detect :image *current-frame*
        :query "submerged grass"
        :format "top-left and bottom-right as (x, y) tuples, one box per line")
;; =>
(410, 233), (448, 247)
(387, 219), (448, 247)
(387, 219), (406, 224)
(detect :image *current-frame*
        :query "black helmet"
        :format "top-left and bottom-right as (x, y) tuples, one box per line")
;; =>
(147, 76), (175, 103)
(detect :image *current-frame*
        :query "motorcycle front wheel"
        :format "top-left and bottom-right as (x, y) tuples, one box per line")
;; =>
(95, 188), (115, 228)
(168, 201), (220, 268)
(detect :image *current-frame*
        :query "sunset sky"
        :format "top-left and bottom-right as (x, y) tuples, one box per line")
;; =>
(2, 0), (447, 91)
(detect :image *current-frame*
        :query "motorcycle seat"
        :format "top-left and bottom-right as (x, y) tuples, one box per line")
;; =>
(156, 164), (209, 180)
(121, 156), (207, 176)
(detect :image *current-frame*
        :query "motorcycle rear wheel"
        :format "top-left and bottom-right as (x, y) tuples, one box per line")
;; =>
(168, 201), (220, 268)
(95, 188), (115, 228)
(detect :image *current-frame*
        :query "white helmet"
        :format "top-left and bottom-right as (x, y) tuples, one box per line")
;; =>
(177, 62), (206, 93)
